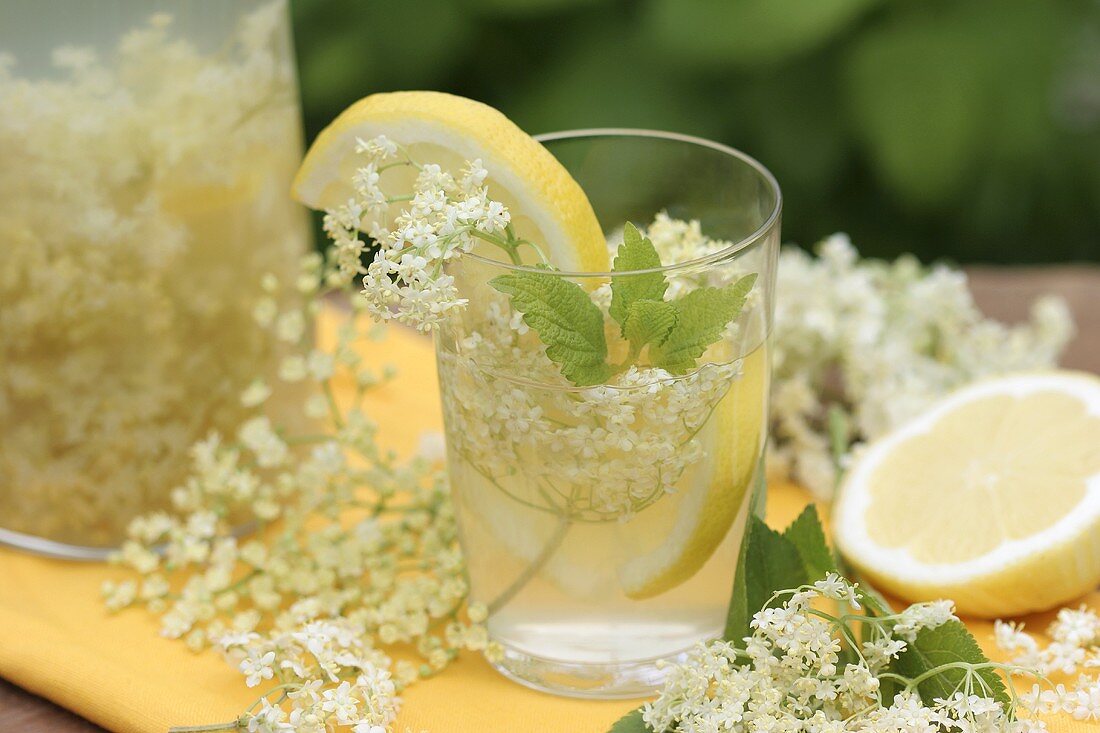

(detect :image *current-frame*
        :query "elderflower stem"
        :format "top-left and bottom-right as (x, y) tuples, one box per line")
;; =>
(486, 514), (571, 616)
(468, 229), (524, 265)
(321, 380), (345, 430)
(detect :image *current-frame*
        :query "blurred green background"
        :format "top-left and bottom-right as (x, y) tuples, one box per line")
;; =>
(290, 0), (1100, 264)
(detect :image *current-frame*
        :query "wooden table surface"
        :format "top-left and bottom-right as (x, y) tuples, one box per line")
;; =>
(2, 266), (1098, 732)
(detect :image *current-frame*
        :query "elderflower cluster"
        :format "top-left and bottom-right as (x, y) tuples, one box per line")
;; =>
(219, 618), (398, 732)
(322, 136), (513, 331)
(996, 607), (1100, 721)
(334, 145), (758, 523)
(438, 299), (744, 519)
(107, 253), (492, 732)
(771, 234), (1074, 498)
(0, 0), (308, 546)
(642, 218), (1075, 499)
(643, 575), (1049, 733)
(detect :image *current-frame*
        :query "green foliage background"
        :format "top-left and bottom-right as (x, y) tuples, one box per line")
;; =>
(291, 0), (1100, 263)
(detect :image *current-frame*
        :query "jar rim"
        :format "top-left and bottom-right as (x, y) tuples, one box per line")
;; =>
(464, 128), (782, 278)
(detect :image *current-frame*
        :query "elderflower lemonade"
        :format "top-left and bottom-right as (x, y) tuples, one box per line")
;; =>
(0, 1), (309, 555)
(437, 221), (773, 697)
(431, 133), (780, 697)
(292, 95), (780, 696)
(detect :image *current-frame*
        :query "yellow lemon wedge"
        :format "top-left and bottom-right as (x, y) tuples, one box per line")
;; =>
(834, 371), (1100, 617)
(292, 90), (608, 273)
(618, 344), (768, 599)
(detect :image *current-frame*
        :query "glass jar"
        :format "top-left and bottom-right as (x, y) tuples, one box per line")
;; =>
(435, 130), (780, 697)
(0, 0), (310, 557)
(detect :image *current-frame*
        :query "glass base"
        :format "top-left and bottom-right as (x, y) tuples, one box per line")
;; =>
(489, 638), (692, 699)
(0, 526), (113, 561)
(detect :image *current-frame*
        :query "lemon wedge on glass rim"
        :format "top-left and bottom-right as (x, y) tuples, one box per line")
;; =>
(291, 90), (759, 601)
(292, 90), (608, 273)
(834, 371), (1100, 618)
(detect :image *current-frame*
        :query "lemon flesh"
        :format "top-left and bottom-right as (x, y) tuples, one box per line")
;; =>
(834, 371), (1100, 617)
(292, 91), (608, 273)
(617, 346), (766, 599)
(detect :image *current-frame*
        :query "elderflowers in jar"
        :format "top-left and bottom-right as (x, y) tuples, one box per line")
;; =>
(0, 0), (309, 556)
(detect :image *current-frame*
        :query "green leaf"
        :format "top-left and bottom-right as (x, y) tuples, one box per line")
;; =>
(622, 299), (678, 352)
(490, 272), (611, 387)
(607, 708), (652, 733)
(890, 620), (1010, 707)
(724, 514), (806, 644)
(609, 223), (667, 328)
(783, 505), (836, 583)
(725, 483), (838, 645)
(652, 274), (757, 374)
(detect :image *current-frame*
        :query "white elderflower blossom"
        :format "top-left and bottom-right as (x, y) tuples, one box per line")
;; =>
(322, 134), (527, 332)
(439, 332), (742, 519)
(892, 599), (958, 642)
(996, 605), (1100, 684)
(240, 650), (277, 687)
(645, 578), (1056, 733)
(108, 241), (487, 732)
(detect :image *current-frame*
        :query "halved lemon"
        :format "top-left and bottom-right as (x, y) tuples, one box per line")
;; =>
(292, 90), (608, 273)
(834, 371), (1100, 617)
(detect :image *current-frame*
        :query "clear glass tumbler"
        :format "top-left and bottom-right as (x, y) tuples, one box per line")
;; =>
(0, 0), (310, 557)
(435, 130), (781, 697)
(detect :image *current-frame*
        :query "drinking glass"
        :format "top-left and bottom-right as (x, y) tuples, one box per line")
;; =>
(435, 130), (780, 697)
(0, 0), (310, 557)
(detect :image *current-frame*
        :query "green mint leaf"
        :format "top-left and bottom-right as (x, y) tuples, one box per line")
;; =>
(890, 620), (1010, 707)
(607, 708), (652, 733)
(725, 478), (837, 645)
(783, 504), (836, 583)
(622, 299), (678, 352)
(652, 274), (757, 374)
(609, 222), (667, 328)
(724, 514), (806, 644)
(490, 272), (611, 387)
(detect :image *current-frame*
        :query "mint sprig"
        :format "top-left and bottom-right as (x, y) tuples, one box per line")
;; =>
(490, 272), (612, 387)
(490, 223), (756, 386)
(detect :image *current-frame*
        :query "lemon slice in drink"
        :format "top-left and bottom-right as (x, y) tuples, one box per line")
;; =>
(619, 345), (768, 599)
(292, 91), (608, 272)
(834, 371), (1100, 617)
(453, 347), (767, 603)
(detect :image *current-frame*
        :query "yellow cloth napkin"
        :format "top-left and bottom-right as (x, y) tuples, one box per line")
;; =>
(0, 323), (1095, 732)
